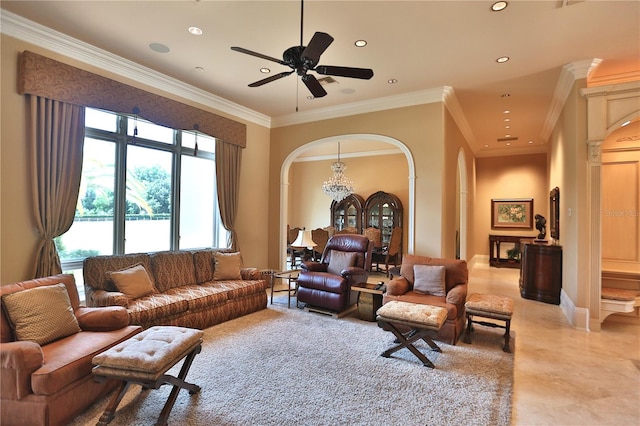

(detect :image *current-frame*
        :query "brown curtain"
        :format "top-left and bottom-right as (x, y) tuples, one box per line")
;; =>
(29, 96), (85, 277)
(215, 139), (242, 251)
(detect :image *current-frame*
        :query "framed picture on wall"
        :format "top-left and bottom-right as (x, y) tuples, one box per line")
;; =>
(491, 198), (534, 229)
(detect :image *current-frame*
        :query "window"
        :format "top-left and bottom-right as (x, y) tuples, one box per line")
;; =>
(57, 108), (227, 299)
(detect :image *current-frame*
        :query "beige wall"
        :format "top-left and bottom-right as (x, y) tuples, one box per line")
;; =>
(289, 154), (409, 232)
(0, 34), (271, 283)
(548, 79), (589, 307)
(474, 154), (548, 257)
(269, 103), (449, 269)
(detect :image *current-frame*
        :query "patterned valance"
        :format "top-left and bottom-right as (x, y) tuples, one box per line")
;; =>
(18, 50), (246, 148)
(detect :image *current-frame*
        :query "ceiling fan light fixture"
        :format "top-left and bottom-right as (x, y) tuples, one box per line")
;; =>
(491, 1), (508, 12)
(354, 40), (367, 47)
(496, 56), (510, 63)
(260, 67), (271, 74)
(388, 78), (398, 84)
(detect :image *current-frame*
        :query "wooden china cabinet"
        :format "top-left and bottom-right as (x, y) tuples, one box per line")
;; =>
(330, 194), (365, 233)
(364, 191), (403, 246)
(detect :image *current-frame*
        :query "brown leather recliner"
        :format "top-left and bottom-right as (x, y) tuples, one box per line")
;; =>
(297, 234), (373, 313)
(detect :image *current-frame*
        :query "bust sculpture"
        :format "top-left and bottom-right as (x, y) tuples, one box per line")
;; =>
(535, 214), (547, 240)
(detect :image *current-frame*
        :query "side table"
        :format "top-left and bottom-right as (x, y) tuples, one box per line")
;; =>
(351, 282), (386, 321)
(269, 269), (300, 308)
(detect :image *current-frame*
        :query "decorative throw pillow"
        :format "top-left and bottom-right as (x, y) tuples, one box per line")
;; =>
(108, 264), (157, 299)
(413, 264), (446, 296)
(327, 250), (357, 276)
(213, 252), (242, 280)
(1, 283), (81, 346)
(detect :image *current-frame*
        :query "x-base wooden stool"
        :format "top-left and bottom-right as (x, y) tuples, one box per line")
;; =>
(92, 326), (203, 426)
(376, 300), (448, 368)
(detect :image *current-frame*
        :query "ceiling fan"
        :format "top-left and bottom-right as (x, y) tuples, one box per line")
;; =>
(230, 0), (374, 99)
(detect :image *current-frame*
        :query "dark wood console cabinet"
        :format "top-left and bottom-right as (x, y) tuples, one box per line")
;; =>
(519, 243), (562, 305)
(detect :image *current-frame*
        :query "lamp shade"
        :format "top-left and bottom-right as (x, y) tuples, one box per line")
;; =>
(291, 229), (317, 249)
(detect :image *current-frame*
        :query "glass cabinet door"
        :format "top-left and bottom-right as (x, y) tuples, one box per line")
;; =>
(364, 191), (402, 245)
(330, 194), (365, 233)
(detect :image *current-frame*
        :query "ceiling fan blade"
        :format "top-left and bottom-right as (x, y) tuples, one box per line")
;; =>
(302, 74), (327, 98)
(248, 71), (294, 87)
(231, 46), (287, 66)
(315, 65), (374, 80)
(301, 32), (334, 64)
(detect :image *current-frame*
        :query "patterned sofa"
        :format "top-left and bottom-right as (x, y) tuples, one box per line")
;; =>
(83, 249), (267, 329)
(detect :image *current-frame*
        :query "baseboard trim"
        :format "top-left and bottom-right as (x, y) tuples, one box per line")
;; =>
(560, 289), (590, 331)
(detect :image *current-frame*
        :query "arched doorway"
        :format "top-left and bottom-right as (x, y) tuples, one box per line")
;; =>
(278, 134), (416, 270)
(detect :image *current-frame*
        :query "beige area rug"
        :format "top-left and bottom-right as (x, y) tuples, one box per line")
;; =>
(70, 299), (513, 426)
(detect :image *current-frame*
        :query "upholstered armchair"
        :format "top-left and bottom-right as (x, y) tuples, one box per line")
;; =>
(383, 254), (468, 344)
(297, 234), (373, 314)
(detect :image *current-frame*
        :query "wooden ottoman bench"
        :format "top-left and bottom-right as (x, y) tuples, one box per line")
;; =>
(376, 300), (448, 368)
(464, 293), (513, 353)
(92, 326), (204, 426)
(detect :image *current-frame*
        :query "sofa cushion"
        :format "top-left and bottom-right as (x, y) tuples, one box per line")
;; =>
(193, 250), (216, 284)
(384, 292), (458, 321)
(150, 251), (198, 292)
(327, 251), (356, 276)
(165, 285), (229, 311)
(213, 252), (242, 280)
(1, 283), (81, 346)
(413, 265), (446, 296)
(126, 293), (189, 325)
(108, 264), (157, 300)
(84, 253), (153, 292)
(31, 326), (140, 396)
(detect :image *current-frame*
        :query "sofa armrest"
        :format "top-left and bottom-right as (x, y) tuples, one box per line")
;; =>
(1, 341), (43, 400)
(386, 277), (411, 296)
(446, 283), (468, 306)
(75, 306), (130, 331)
(86, 288), (129, 308)
(301, 261), (327, 273)
(240, 267), (262, 280)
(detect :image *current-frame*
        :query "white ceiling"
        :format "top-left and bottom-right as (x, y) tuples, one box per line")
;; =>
(2, 0), (639, 158)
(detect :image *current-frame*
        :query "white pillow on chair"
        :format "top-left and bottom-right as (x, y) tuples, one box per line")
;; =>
(413, 264), (446, 296)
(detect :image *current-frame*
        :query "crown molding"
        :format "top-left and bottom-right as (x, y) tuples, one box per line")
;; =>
(0, 10), (272, 128)
(540, 58), (602, 141)
(271, 88), (446, 128)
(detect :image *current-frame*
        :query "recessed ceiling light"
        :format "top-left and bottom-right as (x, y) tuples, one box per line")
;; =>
(260, 68), (270, 74)
(506, 142), (511, 146)
(505, 125), (511, 129)
(388, 79), (398, 84)
(149, 42), (170, 53)
(503, 110), (510, 114)
(496, 56), (510, 63)
(528, 140), (534, 144)
(504, 118), (511, 122)
(307, 95), (314, 100)
(355, 40), (367, 47)
(621, 120), (631, 127)
(484, 144), (489, 148)
(491, 1), (508, 12)
(188, 26), (203, 35)
(194, 66), (204, 72)
(501, 93), (510, 98)
(505, 134), (511, 138)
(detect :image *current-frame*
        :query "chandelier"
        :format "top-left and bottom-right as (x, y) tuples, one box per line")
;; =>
(321, 142), (355, 202)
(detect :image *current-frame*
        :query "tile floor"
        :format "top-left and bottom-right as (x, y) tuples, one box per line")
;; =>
(467, 264), (640, 426)
(283, 263), (640, 424)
